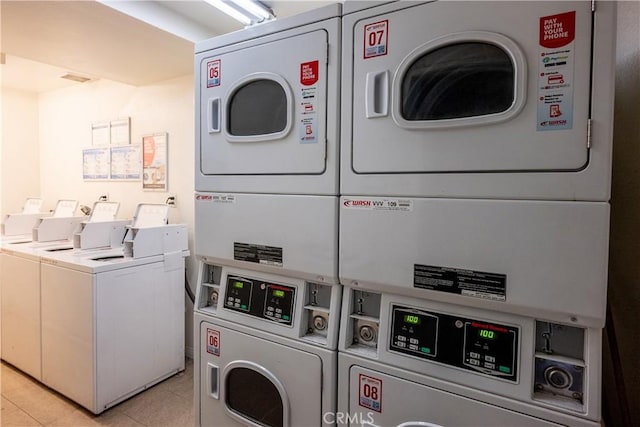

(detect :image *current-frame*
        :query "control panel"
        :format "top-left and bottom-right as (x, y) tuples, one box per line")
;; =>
(224, 275), (296, 326)
(389, 305), (519, 381)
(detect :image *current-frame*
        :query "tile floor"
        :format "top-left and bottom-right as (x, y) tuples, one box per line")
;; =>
(0, 358), (194, 427)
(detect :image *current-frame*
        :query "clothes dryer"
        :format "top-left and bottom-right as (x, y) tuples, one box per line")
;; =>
(339, 1), (616, 328)
(194, 264), (342, 427)
(195, 4), (341, 283)
(195, 3), (340, 196)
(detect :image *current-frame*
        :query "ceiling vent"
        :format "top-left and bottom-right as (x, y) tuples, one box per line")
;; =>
(60, 73), (92, 83)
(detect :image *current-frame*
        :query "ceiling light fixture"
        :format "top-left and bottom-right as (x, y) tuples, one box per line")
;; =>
(203, 0), (274, 26)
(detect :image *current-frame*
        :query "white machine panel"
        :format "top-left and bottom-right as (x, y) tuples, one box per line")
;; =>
(52, 199), (79, 217)
(341, 1), (616, 200)
(195, 4), (341, 195)
(22, 198), (44, 214)
(0, 251), (42, 380)
(339, 197), (609, 327)
(195, 193), (338, 283)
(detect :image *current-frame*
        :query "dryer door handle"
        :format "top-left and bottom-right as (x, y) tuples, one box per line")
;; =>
(207, 362), (219, 400)
(366, 70), (389, 118)
(208, 98), (221, 133)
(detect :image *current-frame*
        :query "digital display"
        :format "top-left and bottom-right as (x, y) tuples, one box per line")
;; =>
(234, 281), (244, 289)
(478, 329), (496, 340)
(273, 289), (285, 298)
(404, 314), (421, 325)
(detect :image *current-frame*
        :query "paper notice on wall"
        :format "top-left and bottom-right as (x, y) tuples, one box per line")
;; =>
(537, 11), (576, 131)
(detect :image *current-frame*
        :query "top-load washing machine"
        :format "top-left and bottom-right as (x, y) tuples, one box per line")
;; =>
(339, 1), (616, 328)
(195, 4), (342, 284)
(1, 199), (85, 380)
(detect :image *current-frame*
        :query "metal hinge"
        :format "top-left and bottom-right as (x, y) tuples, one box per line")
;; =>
(592, 0), (596, 12)
(587, 119), (592, 149)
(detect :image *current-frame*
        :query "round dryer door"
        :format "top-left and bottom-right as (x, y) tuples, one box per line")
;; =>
(223, 361), (289, 427)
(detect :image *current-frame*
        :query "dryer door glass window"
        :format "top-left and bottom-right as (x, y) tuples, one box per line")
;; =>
(226, 367), (284, 427)
(228, 80), (287, 136)
(401, 42), (514, 121)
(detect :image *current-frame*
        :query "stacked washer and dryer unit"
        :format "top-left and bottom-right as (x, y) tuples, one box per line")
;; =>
(194, 1), (615, 426)
(338, 1), (615, 426)
(193, 5), (343, 426)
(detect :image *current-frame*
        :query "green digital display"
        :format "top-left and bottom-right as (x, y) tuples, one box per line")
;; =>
(234, 281), (244, 289)
(478, 329), (496, 340)
(273, 289), (285, 298)
(404, 314), (421, 325)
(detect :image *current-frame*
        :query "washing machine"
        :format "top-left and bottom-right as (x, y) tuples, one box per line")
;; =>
(193, 263), (342, 427)
(38, 206), (188, 414)
(339, 1), (616, 328)
(0, 199), (84, 380)
(194, 3), (341, 283)
(337, 286), (601, 426)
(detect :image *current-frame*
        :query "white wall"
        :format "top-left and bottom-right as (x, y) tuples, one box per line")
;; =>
(37, 74), (197, 355)
(1, 88), (40, 216)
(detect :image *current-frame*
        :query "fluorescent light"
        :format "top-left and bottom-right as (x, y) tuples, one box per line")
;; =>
(233, 0), (273, 21)
(203, 0), (252, 25)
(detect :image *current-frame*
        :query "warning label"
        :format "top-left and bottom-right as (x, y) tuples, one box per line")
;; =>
(234, 242), (283, 267)
(358, 374), (382, 413)
(414, 264), (506, 302)
(537, 11), (576, 131)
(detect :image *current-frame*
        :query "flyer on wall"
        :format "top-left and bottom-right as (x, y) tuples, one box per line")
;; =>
(142, 133), (168, 191)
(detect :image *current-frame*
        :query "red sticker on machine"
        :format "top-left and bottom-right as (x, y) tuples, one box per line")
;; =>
(206, 328), (220, 356)
(358, 374), (382, 412)
(300, 61), (319, 86)
(539, 11), (575, 49)
(363, 20), (388, 59)
(206, 59), (221, 88)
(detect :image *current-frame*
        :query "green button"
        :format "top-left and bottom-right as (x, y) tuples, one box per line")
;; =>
(421, 347), (431, 354)
(499, 366), (511, 373)
(241, 305), (247, 309)
(283, 315), (290, 320)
